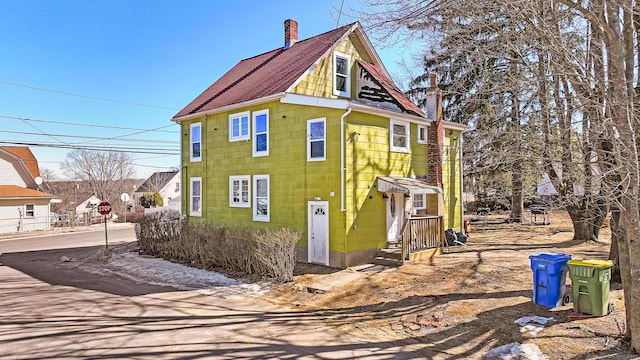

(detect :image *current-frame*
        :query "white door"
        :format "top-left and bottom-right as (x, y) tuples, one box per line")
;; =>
(308, 201), (329, 265)
(386, 193), (403, 242)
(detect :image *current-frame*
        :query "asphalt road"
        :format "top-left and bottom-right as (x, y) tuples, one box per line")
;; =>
(0, 225), (136, 253)
(0, 225), (424, 359)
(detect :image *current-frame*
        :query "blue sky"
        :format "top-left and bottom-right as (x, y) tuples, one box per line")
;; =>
(0, 0), (416, 180)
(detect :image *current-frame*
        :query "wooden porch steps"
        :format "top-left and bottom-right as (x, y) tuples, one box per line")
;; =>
(373, 247), (403, 267)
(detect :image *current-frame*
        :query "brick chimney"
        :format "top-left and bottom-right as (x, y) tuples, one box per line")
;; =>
(284, 19), (298, 49)
(425, 73), (443, 187)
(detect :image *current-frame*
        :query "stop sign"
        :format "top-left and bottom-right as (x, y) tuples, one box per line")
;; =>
(97, 201), (112, 215)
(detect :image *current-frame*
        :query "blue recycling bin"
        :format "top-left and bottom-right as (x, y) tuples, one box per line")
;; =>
(529, 252), (572, 308)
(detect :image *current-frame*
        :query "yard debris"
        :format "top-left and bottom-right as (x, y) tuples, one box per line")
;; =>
(484, 342), (548, 360)
(393, 310), (449, 332)
(514, 316), (556, 336)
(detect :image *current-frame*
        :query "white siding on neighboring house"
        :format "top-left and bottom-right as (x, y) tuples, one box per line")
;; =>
(160, 173), (182, 213)
(0, 159), (27, 187)
(0, 199), (50, 234)
(168, 195), (181, 212)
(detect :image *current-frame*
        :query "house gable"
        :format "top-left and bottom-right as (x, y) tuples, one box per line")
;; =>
(173, 23), (359, 120)
(0, 147), (41, 189)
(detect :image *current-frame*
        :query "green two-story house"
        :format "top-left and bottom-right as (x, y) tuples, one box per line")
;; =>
(172, 20), (467, 268)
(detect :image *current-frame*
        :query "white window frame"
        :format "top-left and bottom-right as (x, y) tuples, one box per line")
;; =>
(229, 111), (250, 142)
(333, 52), (350, 97)
(390, 120), (410, 153)
(190, 122), (202, 162)
(252, 110), (269, 157)
(190, 177), (202, 217)
(229, 175), (251, 208)
(25, 204), (35, 217)
(253, 174), (270, 222)
(413, 194), (426, 210)
(307, 118), (326, 161)
(418, 125), (428, 144)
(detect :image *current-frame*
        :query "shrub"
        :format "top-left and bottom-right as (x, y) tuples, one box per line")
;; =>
(140, 192), (163, 208)
(135, 212), (299, 281)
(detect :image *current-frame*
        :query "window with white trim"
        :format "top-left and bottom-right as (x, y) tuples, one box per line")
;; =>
(307, 118), (326, 161)
(229, 111), (250, 141)
(418, 125), (428, 144)
(229, 175), (250, 208)
(25, 204), (35, 217)
(333, 52), (350, 97)
(390, 120), (410, 153)
(413, 194), (426, 210)
(252, 110), (269, 157)
(190, 177), (202, 217)
(190, 123), (201, 162)
(253, 175), (270, 222)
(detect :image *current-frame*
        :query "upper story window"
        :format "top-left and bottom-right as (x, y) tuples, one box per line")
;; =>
(190, 177), (202, 217)
(175, 182), (180, 193)
(229, 111), (250, 142)
(25, 204), (35, 217)
(307, 118), (326, 161)
(418, 125), (428, 144)
(190, 123), (202, 162)
(253, 110), (269, 157)
(333, 52), (350, 97)
(229, 175), (251, 208)
(390, 120), (410, 153)
(253, 175), (270, 222)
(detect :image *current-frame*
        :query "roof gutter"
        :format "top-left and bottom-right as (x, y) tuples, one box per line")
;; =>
(172, 93), (286, 123)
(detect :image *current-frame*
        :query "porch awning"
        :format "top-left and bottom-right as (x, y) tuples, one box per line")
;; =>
(377, 176), (443, 195)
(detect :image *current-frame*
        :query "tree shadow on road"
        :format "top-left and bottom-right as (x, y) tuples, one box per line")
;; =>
(0, 245), (178, 296)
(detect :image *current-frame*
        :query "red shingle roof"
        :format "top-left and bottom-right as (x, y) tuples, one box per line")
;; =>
(0, 185), (53, 198)
(1, 146), (41, 179)
(357, 60), (425, 117)
(174, 23), (357, 119)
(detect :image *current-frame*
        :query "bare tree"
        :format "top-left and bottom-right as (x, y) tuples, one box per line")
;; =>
(61, 150), (137, 205)
(354, 0), (640, 351)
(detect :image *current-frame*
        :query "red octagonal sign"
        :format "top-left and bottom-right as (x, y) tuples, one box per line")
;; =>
(97, 201), (112, 215)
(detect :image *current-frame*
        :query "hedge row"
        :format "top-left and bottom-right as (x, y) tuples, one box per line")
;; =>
(134, 212), (299, 281)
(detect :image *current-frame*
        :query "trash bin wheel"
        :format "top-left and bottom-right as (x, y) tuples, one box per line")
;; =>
(608, 302), (615, 315)
(562, 292), (572, 306)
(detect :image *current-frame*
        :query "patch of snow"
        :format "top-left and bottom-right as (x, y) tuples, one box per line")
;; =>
(484, 342), (549, 360)
(80, 251), (268, 296)
(514, 316), (556, 336)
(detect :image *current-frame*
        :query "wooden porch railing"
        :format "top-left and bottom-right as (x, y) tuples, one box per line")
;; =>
(400, 216), (445, 262)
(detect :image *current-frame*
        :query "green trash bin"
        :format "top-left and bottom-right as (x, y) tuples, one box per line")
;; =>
(567, 259), (613, 316)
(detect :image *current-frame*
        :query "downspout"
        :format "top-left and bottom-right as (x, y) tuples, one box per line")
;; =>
(340, 107), (352, 212)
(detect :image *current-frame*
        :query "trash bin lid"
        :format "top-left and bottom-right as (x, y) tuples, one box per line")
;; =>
(529, 252), (572, 261)
(567, 259), (613, 268)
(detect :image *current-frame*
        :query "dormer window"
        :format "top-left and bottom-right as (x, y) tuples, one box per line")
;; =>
(333, 52), (350, 97)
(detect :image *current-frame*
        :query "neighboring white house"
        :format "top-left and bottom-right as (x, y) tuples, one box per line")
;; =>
(75, 195), (101, 224)
(0, 147), (54, 234)
(132, 171), (181, 213)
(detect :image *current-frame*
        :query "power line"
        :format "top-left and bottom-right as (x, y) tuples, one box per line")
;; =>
(0, 129), (179, 144)
(0, 115), (178, 133)
(0, 81), (179, 111)
(0, 140), (180, 155)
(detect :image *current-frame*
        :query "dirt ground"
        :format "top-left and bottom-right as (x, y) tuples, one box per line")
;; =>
(262, 211), (637, 359)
